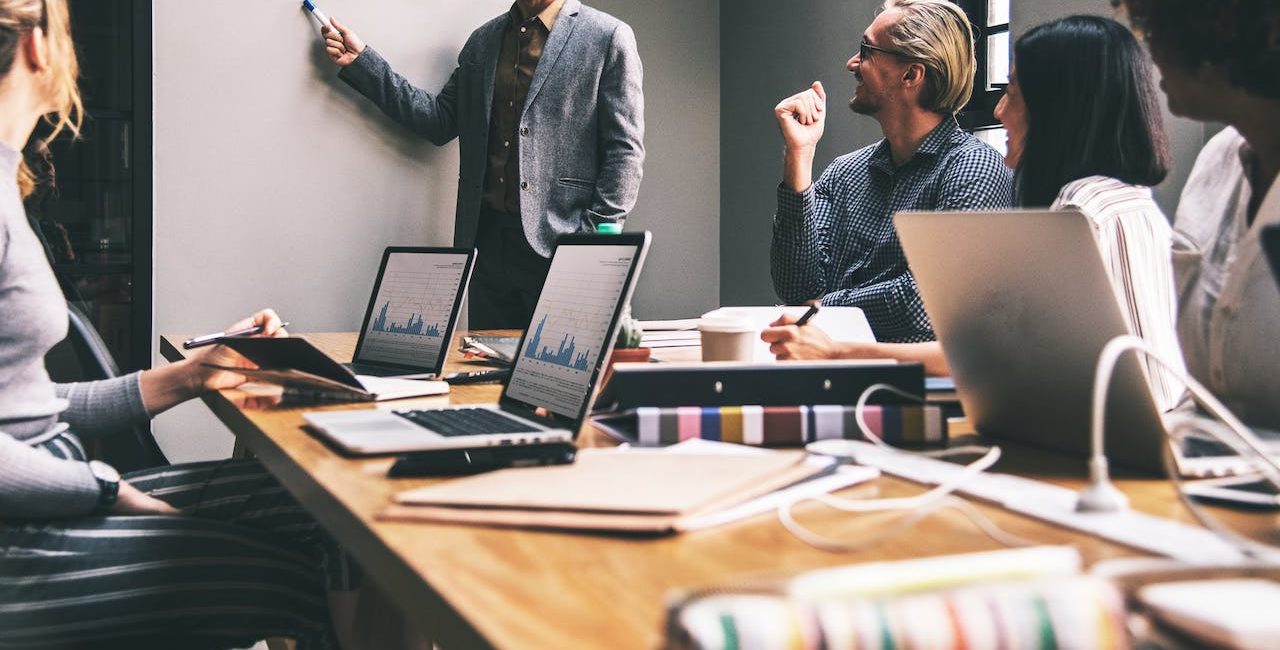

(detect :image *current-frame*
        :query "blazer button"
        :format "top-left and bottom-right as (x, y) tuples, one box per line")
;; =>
(520, 127), (530, 136)
(520, 181), (529, 191)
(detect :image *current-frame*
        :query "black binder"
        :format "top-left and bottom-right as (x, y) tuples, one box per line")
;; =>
(593, 360), (925, 412)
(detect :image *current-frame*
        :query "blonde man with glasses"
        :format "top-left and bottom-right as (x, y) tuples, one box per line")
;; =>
(770, 0), (1012, 343)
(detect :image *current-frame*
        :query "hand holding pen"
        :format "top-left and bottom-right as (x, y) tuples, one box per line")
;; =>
(793, 301), (820, 326)
(184, 322), (291, 349)
(760, 301), (837, 360)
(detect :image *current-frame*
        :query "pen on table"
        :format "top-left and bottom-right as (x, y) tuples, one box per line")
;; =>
(794, 302), (820, 326)
(182, 322), (290, 349)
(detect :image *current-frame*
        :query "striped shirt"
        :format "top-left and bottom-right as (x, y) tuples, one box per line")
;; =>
(1052, 176), (1186, 412)
(771, 117), (1014, 343)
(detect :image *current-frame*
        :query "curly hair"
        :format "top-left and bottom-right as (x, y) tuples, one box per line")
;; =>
(1119, 0), (1280, 99)
(0, 0), (82, 198)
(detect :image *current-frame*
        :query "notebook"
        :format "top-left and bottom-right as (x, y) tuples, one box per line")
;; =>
(345, 247), (476, 379)
(303, 232), (651, 455)
(214, 337), (450, 402)
(383, 445), (846, 534)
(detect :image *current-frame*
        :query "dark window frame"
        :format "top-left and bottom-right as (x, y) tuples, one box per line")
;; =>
(956, 0), (1009, 131)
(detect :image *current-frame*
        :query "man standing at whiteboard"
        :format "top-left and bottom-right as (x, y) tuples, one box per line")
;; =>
(321, 0), (645, 328)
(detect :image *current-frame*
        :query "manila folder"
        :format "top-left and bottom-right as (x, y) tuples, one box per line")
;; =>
(382, 448), (820, 534)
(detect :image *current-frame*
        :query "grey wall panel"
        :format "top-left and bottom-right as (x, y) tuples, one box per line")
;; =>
(592, 0), (721, 319)
(720, 0), (883, 305)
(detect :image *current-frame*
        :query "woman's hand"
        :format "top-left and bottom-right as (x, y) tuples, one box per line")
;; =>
(141, 309), (289, 415)
(110, 480), (181, 516)
(184, 308), (289, 392)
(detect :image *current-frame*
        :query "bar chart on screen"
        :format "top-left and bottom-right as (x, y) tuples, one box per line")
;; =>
(359, 253), (470, 367)
(506, 245), (637, 416)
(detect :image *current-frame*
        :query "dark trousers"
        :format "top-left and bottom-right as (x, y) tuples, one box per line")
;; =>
(469, 208), (552, 329)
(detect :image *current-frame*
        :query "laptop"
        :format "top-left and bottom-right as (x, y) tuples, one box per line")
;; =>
(304, 232), (651, 455)
(895, 209), (1169, 474)
(345, 247), (476, 379)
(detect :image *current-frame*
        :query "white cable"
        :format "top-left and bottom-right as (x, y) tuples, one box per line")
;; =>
(779, 383), (1036, 553)
(778, 494), (1039, 553)
(1089, 335), (1280, 559)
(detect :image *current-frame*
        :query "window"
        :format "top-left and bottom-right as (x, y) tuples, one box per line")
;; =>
(955, 0), (1010, 138)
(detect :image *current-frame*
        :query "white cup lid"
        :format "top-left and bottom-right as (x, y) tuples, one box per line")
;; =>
(698, 316), (755, 333)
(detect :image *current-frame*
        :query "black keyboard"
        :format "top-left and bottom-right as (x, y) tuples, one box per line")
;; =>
(347, 362), (421, 377)
(394, 408), (536, 437)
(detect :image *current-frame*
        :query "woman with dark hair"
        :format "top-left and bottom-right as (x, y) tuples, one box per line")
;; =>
(763, 15), (1185, 411)
(1119, 0), (1280, 431)
(0, 1), (372, 647)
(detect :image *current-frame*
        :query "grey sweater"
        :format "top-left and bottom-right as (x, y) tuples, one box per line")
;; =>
(0, 143), (150, 519)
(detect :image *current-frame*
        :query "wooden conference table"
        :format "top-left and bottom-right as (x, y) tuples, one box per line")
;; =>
(159, 331), (1276, 649)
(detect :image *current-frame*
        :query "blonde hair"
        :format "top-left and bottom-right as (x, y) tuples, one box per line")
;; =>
(0, 0), (82, 198)
(882, 0), (976, 115)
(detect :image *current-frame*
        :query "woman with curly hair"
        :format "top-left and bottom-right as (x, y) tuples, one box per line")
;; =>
(0, 1), (387, 647)
(1120, 0), (1280, 430)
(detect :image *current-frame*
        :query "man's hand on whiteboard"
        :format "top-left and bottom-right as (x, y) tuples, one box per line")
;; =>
(323, 17), (366, 67)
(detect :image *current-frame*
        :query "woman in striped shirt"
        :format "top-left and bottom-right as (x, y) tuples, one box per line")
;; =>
(763, 15), (1186, 412)
(0, 1), (375, 648)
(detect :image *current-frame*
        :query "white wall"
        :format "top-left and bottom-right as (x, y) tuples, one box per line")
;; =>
(152, 1), (721, 461)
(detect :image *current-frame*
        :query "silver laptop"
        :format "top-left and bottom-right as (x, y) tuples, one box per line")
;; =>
(895, 209), (1169, 474)
(304, 232), (651, 455)
(344, 247), (476, 379)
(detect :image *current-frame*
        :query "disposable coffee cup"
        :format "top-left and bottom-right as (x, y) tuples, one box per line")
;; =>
(698, 316), (757, 362)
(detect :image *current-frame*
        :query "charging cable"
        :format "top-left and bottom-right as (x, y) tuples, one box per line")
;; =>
(1083, 334), (1280, 560)
(779, 384), (1037, 552)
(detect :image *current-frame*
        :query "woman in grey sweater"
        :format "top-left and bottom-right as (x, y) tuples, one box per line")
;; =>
(0, 1), (355, 647)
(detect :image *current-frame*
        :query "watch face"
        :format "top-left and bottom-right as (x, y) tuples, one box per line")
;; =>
(90, 460), (120, 483)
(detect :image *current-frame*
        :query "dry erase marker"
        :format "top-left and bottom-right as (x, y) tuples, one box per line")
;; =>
(301, 0), (332, 32)
(183, 322), (290, 349)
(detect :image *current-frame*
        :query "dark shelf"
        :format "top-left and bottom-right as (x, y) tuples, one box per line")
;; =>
(53, 263), (134, 275)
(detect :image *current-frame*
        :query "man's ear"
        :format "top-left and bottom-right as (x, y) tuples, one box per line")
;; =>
(902, 62), (925, 88)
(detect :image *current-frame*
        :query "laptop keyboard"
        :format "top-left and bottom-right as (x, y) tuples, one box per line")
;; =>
(348, 362), (407, 377)
(395, 408), (536, 437)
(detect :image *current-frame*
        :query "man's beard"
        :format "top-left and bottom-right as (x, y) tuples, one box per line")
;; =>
(848, 83), (878, 115)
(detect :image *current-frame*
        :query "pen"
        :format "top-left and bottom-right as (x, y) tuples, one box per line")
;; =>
(183, 322), (290, 349)
(794, 302), (820, 326)
(443, 368), (512, 385)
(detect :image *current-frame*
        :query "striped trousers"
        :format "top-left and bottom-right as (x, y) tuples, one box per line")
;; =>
(0, 433), (356, 650)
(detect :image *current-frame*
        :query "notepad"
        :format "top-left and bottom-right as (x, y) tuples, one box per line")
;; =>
(383, 446), (840, 534)
(210, 337), (448, 402)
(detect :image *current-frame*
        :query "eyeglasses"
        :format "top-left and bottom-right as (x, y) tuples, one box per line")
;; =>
(859, 40), (907, 61)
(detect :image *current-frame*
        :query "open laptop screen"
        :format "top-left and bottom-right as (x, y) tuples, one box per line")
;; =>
(503, 235), (648, 422)
(352, 248), (475, 374)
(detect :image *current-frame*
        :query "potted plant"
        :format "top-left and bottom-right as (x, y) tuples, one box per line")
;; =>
(603, 308), (650, 386)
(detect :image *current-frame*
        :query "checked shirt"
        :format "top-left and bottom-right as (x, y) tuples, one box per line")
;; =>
(771, 117), (1013, 342)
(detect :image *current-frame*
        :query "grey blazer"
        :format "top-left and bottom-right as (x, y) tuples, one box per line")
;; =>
(339, 0), (645, 257)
